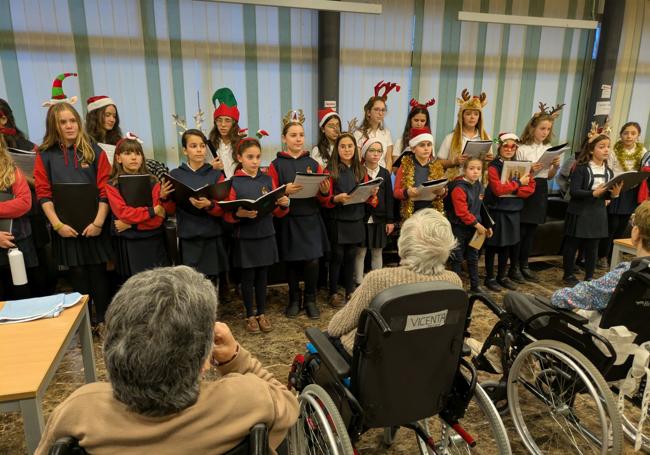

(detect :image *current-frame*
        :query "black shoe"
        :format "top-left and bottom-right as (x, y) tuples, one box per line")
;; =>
(562, 275), (580, 286)
(469, 285), (486, 294)
(508, 267), (526, 284)
(520, 266), (539, 282)
(304, 296), (320, 320)
(497, 277), (517, 290)
(285, 292), (301, 318)
(484, 279), (502, 292)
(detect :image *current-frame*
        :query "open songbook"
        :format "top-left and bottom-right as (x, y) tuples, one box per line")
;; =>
(218, 185), (287, 217)
(343, 177), (383, 205)
(411, 178), (448, 201)
(290, 172), (328, 199)
(162, 173), (232, 203)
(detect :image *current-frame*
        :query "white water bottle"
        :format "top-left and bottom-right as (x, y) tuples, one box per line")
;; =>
(8, 248), (28, 286)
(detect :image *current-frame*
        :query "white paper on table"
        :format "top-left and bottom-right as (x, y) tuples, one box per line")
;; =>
(98, 143), (116, 164)
(290, 172), (328, 199)
(343, 177), (383, 205)
(534, 145), (569, 176)
(412, 178), (449, 201)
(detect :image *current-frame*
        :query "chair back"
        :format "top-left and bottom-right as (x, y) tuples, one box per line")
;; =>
(350, 281), (468, 428)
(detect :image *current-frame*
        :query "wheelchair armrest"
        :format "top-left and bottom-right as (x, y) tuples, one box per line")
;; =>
(249, 423), (268, 455)
(469, 293), (504, 317)
(305, 327), (351, 380)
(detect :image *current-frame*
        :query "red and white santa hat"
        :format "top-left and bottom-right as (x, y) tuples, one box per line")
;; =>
(360, 138), (385, 158)
(408, 127), (434, 149)
(497, 132), (519, 144)
(318, 108), (340, 128)
(87, 95), (116, 113)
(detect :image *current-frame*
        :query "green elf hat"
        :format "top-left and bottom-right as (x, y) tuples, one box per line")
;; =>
(212, 87), (240, 122)
(42, 73), (79, 107)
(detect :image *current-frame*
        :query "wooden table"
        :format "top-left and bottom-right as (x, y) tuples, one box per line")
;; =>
(611, 238), (635, 271)
(0, 296), (96, 454)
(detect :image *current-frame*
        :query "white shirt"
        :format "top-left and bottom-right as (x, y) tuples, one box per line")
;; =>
(353, 127), (393, 168)
(517, 143), (551, 179)
(310, 144), (332, 169)
(217, 142), (238, 179)
(589, 162), (607, 189)
(437, 130), (484, 160)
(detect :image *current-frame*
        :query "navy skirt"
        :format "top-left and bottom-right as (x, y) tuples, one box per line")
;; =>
(608, 188), (638, 215)
(277, 214), (329, 261)
(520, 178), (548, 225)
(486, 210), (520, 247)
(52, 226), (112, 267)
(233, 235), (279, 269)
(113, 232), (170, 277)
(363, 222), (387, 249)
(328, 219), (365, 245)
(179, 235), (229, 276)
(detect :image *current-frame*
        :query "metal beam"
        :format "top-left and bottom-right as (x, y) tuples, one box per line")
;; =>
(199, 0), (382, 14)
(458, 11), (598, 29)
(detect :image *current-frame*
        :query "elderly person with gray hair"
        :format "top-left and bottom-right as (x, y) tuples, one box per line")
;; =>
(327, 208), (461, 354)
(35, 266), (298, 455)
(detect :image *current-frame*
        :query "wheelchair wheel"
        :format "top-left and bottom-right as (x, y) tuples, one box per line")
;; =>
(427, 383), (511, 454)
(507, 339), (623, 454)
(287, 384), (354, 455)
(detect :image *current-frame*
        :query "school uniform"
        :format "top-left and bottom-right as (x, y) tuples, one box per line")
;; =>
(0, 167), (37, 300)
(34, 143), (113, 266)
(354, 165), (393, 284)
(166, 163), (228, 277)
(563, 162), (614, 281)
(267, 152), (329, 262)
(268, 151), (329, 310)
(599, 146), (647, 260)
(353, 127), (393, 168)
(106, 177), (169, 277)
(223, 169), (288, 268)
(516, 143), (553, 272)
(34, 143), (112, 323)
(393, 155), (446, 216)
(483, 158), (535, 284)
(445, 177), (483, 290)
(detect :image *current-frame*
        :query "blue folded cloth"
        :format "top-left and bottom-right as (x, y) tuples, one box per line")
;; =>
(0, 293), (84, 323)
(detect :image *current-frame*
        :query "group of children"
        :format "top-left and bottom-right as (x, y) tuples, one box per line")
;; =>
(0, 74), (648, 333)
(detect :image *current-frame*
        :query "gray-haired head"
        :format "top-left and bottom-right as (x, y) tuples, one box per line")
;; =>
(103, 266), (217, 416)
(398, 208), (457, 275)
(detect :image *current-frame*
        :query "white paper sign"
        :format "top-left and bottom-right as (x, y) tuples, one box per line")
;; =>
(405, 310), (448, 331)
(595, 101), (611, 116)
(601, 84), (612, 99)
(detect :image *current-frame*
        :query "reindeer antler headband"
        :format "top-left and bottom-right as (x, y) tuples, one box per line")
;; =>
(535, 102), (565, 119)
(409, 97), (436, 112)
(282, 109), (305, 127)
(373, 80), (400, 100)
(587, 119), (612, 143)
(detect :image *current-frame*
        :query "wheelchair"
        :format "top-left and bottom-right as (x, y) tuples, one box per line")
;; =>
(286, 281), (512, 454)
(49, 423), (270, 454)
(471, 257), (650, 454)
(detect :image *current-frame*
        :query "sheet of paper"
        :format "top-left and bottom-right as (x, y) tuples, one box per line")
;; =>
(534, 148), (567, 176)
(290, 173), (328, 199)
(461, 140), (493, 159)
(595, 101), (611, 116)
(601, 84), (611, 99)
(412, 179), (448, 201)
(468, 230), (486, 250)
(343, 179), (382, 205)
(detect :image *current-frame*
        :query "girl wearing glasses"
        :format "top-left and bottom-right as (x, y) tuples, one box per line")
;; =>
(482, 133), (535, 293)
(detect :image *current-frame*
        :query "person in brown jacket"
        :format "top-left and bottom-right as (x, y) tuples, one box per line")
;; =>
(327, 208), (462, 354)
(35, 266), (298, 455)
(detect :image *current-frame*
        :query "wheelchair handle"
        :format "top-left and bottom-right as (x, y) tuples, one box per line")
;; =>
(469, 294), (505, 317)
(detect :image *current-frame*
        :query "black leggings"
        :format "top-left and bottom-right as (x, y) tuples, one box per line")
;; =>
(484, 245), (518, 279)
(329, 243), (357, 296)
(563, 236), (599, 280)
(68, 263), (110, 324)
(518, 223), (538, 267)
(286, 259), (319, 299)
(241, 266), (269, 318)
